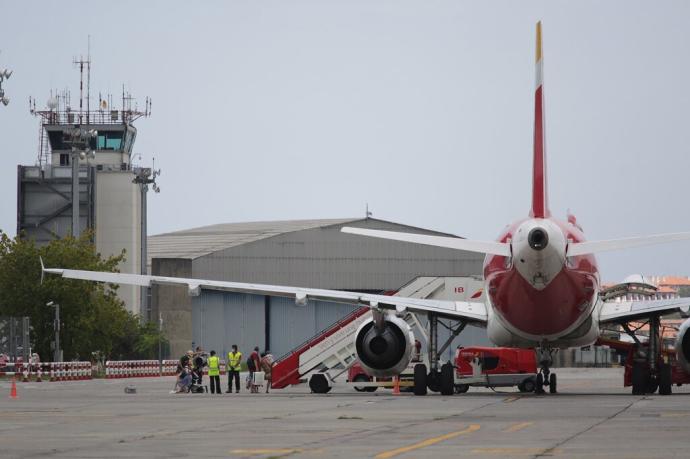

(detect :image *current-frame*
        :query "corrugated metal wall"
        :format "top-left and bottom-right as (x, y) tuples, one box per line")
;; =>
(268, 297), (359, 357)
(191, 291), (265, 358)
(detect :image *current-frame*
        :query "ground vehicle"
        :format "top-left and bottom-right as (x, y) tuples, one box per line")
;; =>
(598, 337), (690, 395)
(348, 347), (537, 394)
(347, 356), (427, 392)
(454, 347), (538, 393)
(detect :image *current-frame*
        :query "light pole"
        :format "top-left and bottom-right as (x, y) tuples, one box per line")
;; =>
(46, 301), (61, 362)
(64, 127), (97, 237)
(133, 162), (160, 321)
(158, 312), (163, 375)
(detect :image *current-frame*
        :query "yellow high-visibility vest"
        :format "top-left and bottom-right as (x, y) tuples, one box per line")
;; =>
(227, 351), (242, 371)
(208, 355), (220, 376)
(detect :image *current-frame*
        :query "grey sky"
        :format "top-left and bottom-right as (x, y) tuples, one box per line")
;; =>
(1, 0), (689, 282)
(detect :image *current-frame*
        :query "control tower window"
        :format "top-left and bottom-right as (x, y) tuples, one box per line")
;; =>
(96, 131), (123, 150)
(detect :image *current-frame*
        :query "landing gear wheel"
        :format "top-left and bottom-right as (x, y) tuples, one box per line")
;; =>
(353, 374), (376, 392)
(455, 384), (470, 394)
(646, 376), (659, 395)
(659, 363), (672, 395)
(520, 378), (536, 393)
(535, 372), (545, 394)
(309, 374), (332, 394)
(427, 371), (440, 393)
(549, 373), (557, 394)
(413, 364), (428, 396)
(631, 361), (648, 395)
(440, 363), (454, 396)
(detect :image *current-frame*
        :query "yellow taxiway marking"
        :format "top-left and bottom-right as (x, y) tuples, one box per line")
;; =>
(374, 424), (480, 459)
(230, 449), (303, 456)
(472, 447), (560, 455)
(503, 421), (533, 433)
(503, 396), (521, 403)
(661, 412), (690, 418)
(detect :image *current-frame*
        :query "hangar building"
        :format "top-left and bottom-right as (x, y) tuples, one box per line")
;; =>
(148, 218), (488, 359)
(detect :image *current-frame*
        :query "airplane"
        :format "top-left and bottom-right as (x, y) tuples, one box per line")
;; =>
(43, 22), (690, 396)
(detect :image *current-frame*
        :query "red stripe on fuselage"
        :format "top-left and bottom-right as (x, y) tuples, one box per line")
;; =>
(531, 85), (548, 218)
(484, 218), (598, 338)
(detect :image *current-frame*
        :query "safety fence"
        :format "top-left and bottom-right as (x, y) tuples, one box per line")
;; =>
(0, 361), (92, 382)
(1, 359), (229, 381)
(105, 360), (227, 379)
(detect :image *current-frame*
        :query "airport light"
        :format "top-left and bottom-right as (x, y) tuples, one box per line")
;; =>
(0, 62), (12, 107)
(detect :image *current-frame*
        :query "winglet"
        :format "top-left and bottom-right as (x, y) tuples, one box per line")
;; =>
(530, 20), (550, 219)
(40, 256), (45, 284)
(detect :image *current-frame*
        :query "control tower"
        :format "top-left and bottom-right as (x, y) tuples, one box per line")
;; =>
(17, 55), (154, 315)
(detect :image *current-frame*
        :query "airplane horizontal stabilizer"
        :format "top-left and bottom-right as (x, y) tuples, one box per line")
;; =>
(341, 227), (511, 256)
(568, 232), (690, 257)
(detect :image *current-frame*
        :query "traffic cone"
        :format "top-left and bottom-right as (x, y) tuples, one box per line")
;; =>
(10, 377), (18, 399)
(392, 376), (401, 395)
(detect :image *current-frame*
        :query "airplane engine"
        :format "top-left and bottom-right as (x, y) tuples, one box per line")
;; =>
(675, 318), (690, 373)
(354, 314), (414, 377)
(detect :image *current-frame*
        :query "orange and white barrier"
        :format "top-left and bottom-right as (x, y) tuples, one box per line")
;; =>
(0, 361), (92, 382)
(105, 360), (167, 379)
(104, 359), (227, 378)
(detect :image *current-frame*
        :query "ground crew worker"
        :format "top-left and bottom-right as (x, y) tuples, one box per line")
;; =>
(207, 350), (221, 394)
(226, 345), (242, 393)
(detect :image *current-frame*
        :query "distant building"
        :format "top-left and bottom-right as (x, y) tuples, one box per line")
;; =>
(602, 274), (690, 344)
(147, 218), (487, 358)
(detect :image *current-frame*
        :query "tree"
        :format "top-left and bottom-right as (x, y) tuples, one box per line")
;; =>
(677, 286), (690, 298)
(0, 231), (166, 361)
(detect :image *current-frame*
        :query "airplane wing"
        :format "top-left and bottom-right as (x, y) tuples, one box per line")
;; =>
(598, 298), (690, 324)
(568, 232), (690, 256)
(42, 265), (488, 324)
(341, 227), (511, 256)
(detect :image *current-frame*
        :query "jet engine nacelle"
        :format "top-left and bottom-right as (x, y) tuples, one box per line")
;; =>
(676, 318), (690, 373)
(354, 314), (414, 378)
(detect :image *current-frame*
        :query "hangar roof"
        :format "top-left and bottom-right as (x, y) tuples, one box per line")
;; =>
(147, 218), (460, 262)
(149, 218), (357, 261)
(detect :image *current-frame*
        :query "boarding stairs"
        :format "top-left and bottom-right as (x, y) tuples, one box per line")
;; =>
(271, 276), (481, 389)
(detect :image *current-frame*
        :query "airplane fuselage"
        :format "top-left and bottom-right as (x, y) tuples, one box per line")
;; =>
(484, 216), (601, 348)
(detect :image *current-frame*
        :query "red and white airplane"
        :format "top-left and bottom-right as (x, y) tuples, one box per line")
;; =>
(44, 22), (690, 395)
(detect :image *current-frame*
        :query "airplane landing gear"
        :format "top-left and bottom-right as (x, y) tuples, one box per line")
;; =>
(536, 346), (557, 394)
(624, 314), (672, 396)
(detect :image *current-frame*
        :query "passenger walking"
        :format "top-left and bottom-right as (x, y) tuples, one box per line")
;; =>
(247, 346), (261, 393)
(207, 350), (221, 394)
(226, 345), (242, 393)
(260, 351), (274, 393)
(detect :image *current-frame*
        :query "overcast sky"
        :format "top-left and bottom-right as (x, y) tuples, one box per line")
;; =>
(1, 1), (689, 282)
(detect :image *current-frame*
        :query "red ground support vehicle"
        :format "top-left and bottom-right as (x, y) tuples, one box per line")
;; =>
(454, 346), (538, 393)
(597, 337), (690, 393)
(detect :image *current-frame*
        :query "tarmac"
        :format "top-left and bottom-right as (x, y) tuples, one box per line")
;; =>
(2, 368), (690, 458)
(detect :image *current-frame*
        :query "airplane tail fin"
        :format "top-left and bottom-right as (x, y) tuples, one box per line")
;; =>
(530, 21), (550, 218)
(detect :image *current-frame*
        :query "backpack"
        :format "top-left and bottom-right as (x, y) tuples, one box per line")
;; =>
(246, 356), (256, 371)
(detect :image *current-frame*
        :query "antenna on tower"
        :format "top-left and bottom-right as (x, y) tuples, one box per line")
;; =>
(73, 42), (91, 124)
(366, 203), (372, 219)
